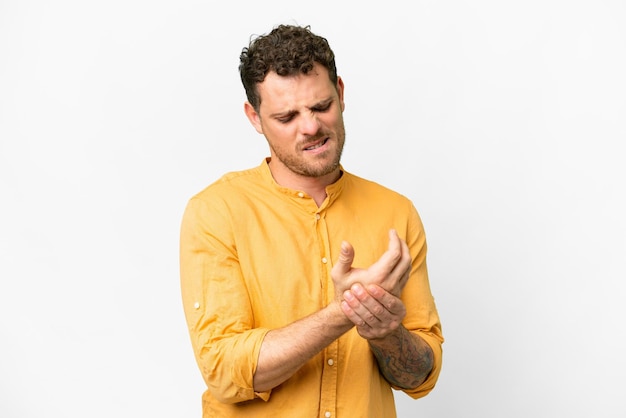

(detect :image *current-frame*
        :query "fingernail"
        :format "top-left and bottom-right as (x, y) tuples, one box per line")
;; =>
(367, 284), (381, 296)
(351, 284), (364, 295)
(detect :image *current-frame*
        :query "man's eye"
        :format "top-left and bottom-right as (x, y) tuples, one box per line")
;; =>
(314, 103), (331, 112)
(277, 116), (293, 123)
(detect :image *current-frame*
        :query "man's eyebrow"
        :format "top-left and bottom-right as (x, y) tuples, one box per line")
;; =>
(269, 98), (334, 119)
(309, 98), (334, 109)
(269, 109), (297, 119)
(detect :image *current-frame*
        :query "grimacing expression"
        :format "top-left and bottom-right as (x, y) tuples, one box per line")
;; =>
(246, 63), (346, 179)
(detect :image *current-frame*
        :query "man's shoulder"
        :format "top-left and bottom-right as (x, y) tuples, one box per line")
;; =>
(344, 171), (412, 203)
(190, 164), (266, 202)
(183, 163), (264, 211)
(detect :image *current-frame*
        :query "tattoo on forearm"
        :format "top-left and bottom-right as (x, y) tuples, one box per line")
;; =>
(369, 329), (434, 389)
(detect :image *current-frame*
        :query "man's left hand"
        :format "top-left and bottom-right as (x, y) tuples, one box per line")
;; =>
(340, 283), (406, 340)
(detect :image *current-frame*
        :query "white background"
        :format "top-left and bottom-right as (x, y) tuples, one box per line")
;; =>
(1, 1), (625, 417)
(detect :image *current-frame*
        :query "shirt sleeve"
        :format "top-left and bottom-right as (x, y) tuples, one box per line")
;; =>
(397, 202), (444, 399)
(180, 196), (272, 404)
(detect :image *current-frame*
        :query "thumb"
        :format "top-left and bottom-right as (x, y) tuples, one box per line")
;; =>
(333, 241), (354, 275)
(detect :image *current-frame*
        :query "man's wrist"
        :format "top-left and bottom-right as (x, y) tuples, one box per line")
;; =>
(325, 299), (354, 330)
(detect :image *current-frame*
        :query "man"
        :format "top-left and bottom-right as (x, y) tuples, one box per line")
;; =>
(180, 24), (443, 417)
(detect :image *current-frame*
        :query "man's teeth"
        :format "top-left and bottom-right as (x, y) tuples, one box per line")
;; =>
(305, 139), (326, 150)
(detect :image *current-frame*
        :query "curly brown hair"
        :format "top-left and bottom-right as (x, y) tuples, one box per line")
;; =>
(239, 25), (338, 112)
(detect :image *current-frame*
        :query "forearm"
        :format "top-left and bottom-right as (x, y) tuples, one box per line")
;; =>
(253, 301), (353, 392)
(368, 325), (434, 389)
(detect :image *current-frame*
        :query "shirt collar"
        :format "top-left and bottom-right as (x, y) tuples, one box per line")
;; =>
(258, 158), (347, 210)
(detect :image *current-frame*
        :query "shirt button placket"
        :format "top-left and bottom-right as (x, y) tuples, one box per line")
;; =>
(317, 209), (336, 418)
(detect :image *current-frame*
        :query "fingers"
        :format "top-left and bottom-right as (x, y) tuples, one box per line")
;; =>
(331, 241), (357, 299)
(374, 230), (409, 273)
(390, 235), (412, 287)
(332, 230), (411, 298)
(332, 240), (354, 277)
(341, 283), (406, 339)
(366, 229), (412, 294)
(335, 230), (407, 279)
(391, 229), (412, 275)
(374, 229), (403, 271)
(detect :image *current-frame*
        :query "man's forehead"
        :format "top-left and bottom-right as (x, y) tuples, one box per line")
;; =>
(257, 66), (335, 112)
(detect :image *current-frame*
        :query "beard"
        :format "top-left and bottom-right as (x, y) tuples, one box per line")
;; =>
(269, 123), (346, 178)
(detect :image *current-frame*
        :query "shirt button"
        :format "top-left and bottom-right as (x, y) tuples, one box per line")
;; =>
(297, 192), (304, 198)
(321, 257), (328, 264)
(325, 412), (331, 418)
(327, 359), (334, 366)
(315, 213), (321, 220)
(193, 302), (200, 309)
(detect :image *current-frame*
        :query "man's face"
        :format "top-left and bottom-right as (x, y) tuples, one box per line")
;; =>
(245, 63), (346, 181)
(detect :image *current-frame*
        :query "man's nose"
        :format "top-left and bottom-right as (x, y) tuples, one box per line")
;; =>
(298, 112), (321, 136)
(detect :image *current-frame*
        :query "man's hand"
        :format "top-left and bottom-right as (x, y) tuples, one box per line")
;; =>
(340, 284), (434, 391)
(330, 229), (434, 390)
(341, 283), (406, 340)
(330, 229), (411, 300)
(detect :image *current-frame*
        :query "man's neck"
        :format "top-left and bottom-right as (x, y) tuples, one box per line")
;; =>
(268, 160), (341, 207)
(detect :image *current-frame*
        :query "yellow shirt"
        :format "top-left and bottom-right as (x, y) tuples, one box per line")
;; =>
(180, 160), (443, 418)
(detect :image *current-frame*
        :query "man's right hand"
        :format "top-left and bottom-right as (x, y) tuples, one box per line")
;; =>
(331, 229), (412, 299)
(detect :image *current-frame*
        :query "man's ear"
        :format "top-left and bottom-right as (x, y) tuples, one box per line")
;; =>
(337, 76), (345, 112)
(244, 102), (264, 134)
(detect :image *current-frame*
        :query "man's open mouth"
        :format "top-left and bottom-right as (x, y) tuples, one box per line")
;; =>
(304, 138), (328, 151)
